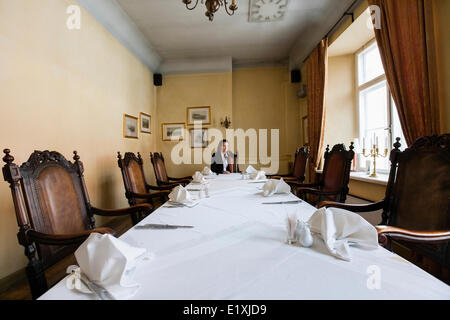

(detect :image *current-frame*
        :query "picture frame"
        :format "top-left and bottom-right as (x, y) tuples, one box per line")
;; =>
(189, 128), (208, 148)
(162, 123), (185, 141)
(139, 112), (151, 134)
(187, 106), (211, 125)
(302, 116), (309, 145)
(123, 114), (138, 139)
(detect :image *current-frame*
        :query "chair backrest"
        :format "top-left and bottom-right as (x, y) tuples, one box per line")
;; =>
(150, 152), (169, 185)
(2, 149), (94, 267)
(117, 152), (148, 205)
(292, 146), (309, 182)
(384, 135), (450, 230)
(320, 143), (355, 202)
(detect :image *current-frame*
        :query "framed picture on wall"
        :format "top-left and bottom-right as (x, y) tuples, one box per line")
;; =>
(190, 128), (208, 148)
(162, 123), (185, 141)
(139, 112), (151, 134)
(302, 116), (309, 145)
(187, 106), (211, 125)
(123, 114), (138, 139)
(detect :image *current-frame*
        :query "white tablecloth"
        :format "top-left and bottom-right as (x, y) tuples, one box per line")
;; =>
(39, 174), (450, 300)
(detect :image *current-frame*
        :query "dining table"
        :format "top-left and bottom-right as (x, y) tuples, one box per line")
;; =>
(39, 173), (450, 300)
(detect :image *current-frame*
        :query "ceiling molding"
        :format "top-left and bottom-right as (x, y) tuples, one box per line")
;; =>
(76, 0), (162, 73)
(159, 57), (233, 75)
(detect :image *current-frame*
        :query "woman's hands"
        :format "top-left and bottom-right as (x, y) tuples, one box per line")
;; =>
(222, 171), (231, 175)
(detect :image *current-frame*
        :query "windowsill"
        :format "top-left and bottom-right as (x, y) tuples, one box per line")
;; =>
(314, 169), (388, 186)
(350, 171), (388, 186)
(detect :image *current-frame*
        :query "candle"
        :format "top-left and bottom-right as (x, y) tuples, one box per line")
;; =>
(385, 136), (389, 149)
(376, 136), (379, 148)
(363, 137), (365, 149)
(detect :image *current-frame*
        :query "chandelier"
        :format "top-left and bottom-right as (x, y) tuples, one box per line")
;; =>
(182, 0), (238, 21)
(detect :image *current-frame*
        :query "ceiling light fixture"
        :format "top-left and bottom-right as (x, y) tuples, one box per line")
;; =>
(182, 0), (238, 22)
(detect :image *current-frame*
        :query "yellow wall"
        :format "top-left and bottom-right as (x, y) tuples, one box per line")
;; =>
(155, 66), (303, 177)
(324, 55), (357, 148)
(434, 0), (450, 133)
(232, 67), (302, 173)
(155, 72), (232, 177)
(0, 0), (157, 280)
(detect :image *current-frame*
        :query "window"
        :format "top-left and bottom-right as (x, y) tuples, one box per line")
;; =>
(356, 41), (406, 173)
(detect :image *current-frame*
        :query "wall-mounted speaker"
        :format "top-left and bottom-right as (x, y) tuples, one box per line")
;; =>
(297, 84), (307, 98)
(291, 69), (301, 83)
(154, 73), (162, 86)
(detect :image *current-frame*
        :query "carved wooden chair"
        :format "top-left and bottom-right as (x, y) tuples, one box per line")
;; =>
(267, 146), (309, 182)
(149, 152), (192, 186)
(118, 152), (171, 224)
(2, 149), (152, 299)
(319, 136), (450, 278)
(288, 143), (354, 205)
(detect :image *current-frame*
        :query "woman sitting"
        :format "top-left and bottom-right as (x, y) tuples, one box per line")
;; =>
(211, 139), (235, 175)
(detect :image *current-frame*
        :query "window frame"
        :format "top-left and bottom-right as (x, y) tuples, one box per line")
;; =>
(355, 39), (395, 174)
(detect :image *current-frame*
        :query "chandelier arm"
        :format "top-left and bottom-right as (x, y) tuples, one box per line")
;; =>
(223, 0), (237, 16)
(185, 0), (200, 10)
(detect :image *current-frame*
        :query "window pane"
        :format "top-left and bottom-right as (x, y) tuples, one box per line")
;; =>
(358, 43), (384, 85)
(359, 81), (390, 171)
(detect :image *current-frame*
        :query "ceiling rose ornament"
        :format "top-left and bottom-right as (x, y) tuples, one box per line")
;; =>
(249, 0), (288, 23)
(182, 0), (238, 21)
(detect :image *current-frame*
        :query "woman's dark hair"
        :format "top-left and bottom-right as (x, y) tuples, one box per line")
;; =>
(222, 139), (228, 144)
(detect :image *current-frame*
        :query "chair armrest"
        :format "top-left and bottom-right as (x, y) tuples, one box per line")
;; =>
(91, 204), (152, 217)
(318, 200), (385, 212)
(26, 228), (115, 246)
(146, 184), (175, 191)
(130, 191), (170, 200)
(377, 226), (450, 247)
(168, 176), (192, 181)
(286, 181), (319, 188)
(266, 173), (291, 178)
(296, 187), (341, 196)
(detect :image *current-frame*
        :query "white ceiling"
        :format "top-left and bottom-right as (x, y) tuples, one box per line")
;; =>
(115, 0), (357, 68)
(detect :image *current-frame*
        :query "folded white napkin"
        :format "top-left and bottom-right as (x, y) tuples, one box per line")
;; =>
(192, 171), (207, 184)
(250, 170), (266, 181)
(168, 185), (198, 206)
(261, 178), (291, 197)
(308, 207), (379, 261)
(246, 165), (257, 174)
(72, 233), (148, 299)
(202, 166), (214, 176)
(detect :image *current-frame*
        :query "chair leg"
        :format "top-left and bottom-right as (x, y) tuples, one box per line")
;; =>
(26, 259), (48, 300)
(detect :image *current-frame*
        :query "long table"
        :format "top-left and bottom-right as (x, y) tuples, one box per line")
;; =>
(39, 174), (450, 300)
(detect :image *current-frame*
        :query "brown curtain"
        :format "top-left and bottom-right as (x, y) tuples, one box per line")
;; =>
(306, 38), (328, 183)
(368, 0), (440, 145)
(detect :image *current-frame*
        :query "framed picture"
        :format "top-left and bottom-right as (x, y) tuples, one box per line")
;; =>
(123, 114), (138, 139)
(139, 112), (151, 134)
(187, 106), (211, 125)
(162, 123), (185, 141)
(189, 128), (208, 148)
(302, 116), (309, 145)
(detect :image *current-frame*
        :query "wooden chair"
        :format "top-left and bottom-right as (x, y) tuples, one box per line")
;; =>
(288, 143), (354, 205)
(150, 152), (192, 186)
(267, 146), (309, 182)
(117, 152), (171, 224)
(319, 135), (450, 278)
(2, 149), (152, 299)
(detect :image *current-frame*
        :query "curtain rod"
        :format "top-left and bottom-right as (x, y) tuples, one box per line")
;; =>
(301, 0), (363, 64)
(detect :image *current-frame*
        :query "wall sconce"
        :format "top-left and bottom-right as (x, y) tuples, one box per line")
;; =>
(220, 116), (232, 129)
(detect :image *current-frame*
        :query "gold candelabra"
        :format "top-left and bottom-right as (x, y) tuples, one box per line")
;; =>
(362, 144), (388, 178)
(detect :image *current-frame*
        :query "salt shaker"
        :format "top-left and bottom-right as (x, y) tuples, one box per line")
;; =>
(204, 185), (210, 198)
(296, 220), (313, 247)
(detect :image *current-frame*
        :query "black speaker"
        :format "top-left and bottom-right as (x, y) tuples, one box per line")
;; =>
(291, 69), (301, 83)
(154, 73), (162, 86)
